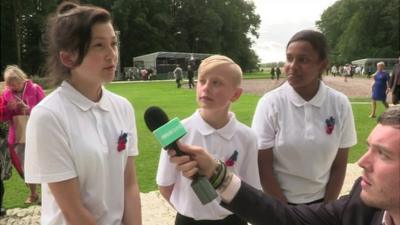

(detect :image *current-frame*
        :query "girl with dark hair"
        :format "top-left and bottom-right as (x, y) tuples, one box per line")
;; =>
(24, 2), (142, 224)
(252, 30), (357, 205)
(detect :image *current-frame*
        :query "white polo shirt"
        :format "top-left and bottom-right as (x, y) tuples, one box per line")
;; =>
(25, 81), (139, 225)
(252, 81), (357, 204)
(156, 110), (261, 220)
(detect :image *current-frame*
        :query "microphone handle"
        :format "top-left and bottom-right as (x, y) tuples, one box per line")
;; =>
(191, 175), (218, 205)
(164, 141), (185, 156)
(163, 134), (187, 156)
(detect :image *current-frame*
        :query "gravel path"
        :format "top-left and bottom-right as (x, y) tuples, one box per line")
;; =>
(0, 76), (370, 225)
(241, 76), (374, 97)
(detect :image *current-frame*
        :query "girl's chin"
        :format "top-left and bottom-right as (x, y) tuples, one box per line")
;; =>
(102, 75), (115, 83)
(287, 79), (300, 86)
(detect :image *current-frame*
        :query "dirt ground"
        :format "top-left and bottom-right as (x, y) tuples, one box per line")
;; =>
(241, 75), (374, 98)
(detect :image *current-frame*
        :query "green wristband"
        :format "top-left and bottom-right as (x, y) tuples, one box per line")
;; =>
(211, 160), (227, 189)
(209, 160), (223, 184)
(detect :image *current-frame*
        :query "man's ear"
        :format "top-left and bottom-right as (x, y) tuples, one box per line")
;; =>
(60, 51), (77, 68)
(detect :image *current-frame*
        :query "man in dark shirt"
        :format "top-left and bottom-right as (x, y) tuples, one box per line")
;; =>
(389, 57), (400, 105)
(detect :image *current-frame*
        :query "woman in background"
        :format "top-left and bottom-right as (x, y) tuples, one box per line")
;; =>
(1, 65), (45, 204)
(369, 61), (390, 118)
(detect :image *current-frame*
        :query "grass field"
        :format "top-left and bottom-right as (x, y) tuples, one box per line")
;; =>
(2, 79), (385, 209)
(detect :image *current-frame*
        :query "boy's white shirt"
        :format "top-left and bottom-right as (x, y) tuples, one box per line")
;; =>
(156, 109), (261, 220)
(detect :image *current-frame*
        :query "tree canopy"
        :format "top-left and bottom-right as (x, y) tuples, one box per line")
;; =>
(317, 0), (399, 65)
(2, 0), (398, 77)
(1, 0), (261, 77)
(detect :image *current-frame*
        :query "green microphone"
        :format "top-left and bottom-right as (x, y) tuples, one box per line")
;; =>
(144, 106), (218, 205)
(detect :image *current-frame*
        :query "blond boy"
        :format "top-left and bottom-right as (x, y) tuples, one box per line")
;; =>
(156, 55), (261, 225)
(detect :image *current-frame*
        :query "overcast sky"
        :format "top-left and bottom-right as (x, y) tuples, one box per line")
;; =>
(251, 0), (338, 63)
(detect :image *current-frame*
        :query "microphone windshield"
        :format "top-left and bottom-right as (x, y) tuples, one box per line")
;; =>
(144, 106), (170, 132)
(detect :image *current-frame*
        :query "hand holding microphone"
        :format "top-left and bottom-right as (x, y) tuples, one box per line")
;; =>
(168, 143), (219, 180)
(144, 106), (218, 204)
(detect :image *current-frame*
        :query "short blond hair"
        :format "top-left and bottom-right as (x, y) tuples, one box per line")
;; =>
(3, 65), (28, 86)
(377, 61), (385, 67)
(198, 55), (242, 86)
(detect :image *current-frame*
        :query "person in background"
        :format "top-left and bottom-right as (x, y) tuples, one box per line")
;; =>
(173, 64), (183, 88)
(187, 64), (195, 89)
(344, 64), (351, 82)
(367, 66), (373, 79)
(355, 66), (362, 75)
(331, 65), (337, 77)
(147, 67), (155, 80)
(270, 66), (275, 79)
(140, 67), (148, 80)
(369, 61), (390, 118)
(157, 55), (261, 225)
(0, 95), (11, 216)
(1, 65), (45, 205)
(252, 30), (357, 205)
(168, 106), (400, 225)
(24, 2), (141, 225)
(389, 56), (400, 105)
(350, 65), (355, 78)
(275, 65), (281, 80)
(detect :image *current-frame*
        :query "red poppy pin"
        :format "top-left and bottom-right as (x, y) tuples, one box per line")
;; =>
(117, 131), (128, 152)
(325, 116), (335, 135)
(225, 150), (238, 167)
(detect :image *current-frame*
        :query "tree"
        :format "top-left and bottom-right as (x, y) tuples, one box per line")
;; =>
(317, 0), (399, 65)
(111, 0), (175, 68)
(171, 0), (261, 70)
(1, 0), (18, 75)
(1, 0), (57, 76)
(1, 0), (261, 76)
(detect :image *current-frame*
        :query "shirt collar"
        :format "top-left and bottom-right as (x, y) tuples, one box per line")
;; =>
(193, 109), (237, 140)
(60, 81), (111, 112)
(382, 211), (395, 225)
(286, 80), (327, 108)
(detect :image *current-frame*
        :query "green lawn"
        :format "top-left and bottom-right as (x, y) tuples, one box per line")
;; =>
(3, 80), (385, 209)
